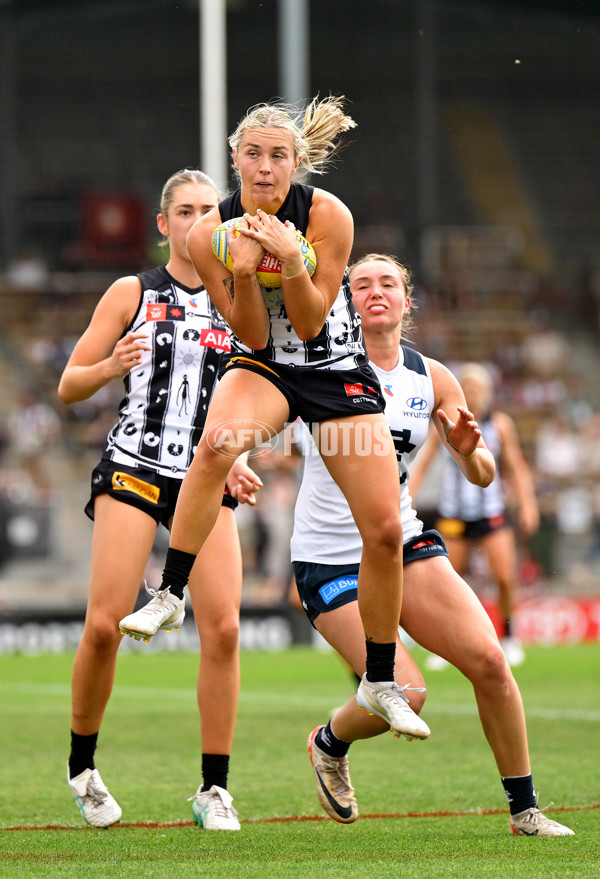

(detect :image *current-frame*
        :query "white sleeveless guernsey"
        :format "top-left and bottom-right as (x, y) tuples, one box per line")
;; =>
(290, 346), (435, 564)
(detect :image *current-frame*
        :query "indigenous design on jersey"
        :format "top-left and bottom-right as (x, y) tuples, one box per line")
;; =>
(437, 415), (504, 520)
(291, 346), (435, 565)
(104, 265), (230, 477)
(218, 183), (364, 370)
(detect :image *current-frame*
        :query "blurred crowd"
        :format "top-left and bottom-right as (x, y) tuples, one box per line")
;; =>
(1, 261), (599, 604)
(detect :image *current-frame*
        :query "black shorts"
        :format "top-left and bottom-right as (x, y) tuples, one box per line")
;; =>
(293, 530), (448, 625)
(435, 514), (508, 540)
(85, 459), (237, 529)
(220, 354), (385, 423)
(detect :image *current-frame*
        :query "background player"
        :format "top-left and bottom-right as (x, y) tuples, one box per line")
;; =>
(411, 362), (540, 667)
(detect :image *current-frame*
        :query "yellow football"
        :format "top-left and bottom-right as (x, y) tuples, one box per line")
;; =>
(210, 216), (317, 288)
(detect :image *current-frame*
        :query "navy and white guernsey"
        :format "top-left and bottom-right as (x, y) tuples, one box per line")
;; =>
(437, 415), (505, 521)
(218, 183), (365, 369)
(104, 265), (230, 478)
(291, 346), (434, 564)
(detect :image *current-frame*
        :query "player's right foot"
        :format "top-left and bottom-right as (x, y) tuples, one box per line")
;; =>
(307, 726), (358, 824)
(510, 804), (574, 836)
(119, 587), (185, 641)
(189, 785), (240, 831)
(67, 767), (122, 828)
(356, 674), (430, 740)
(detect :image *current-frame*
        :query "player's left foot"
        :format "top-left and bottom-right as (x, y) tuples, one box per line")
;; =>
(356, 674), (430, 740)
(307, 726), (358, 824)
(510, 805), (574, 836)
(189, 785), (240, 830)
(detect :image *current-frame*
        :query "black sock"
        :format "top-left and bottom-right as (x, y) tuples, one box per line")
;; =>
(161, 547), (197, 599)
(316, 721), (350, 758)
(365, 641), (396, 682)
(501, 774), (537, 815)
(201, 753), (230, 791)
(505, 618), (513, 638)
(68, 731), (98, 779)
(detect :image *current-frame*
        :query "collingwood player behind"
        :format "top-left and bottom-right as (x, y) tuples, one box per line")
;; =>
(58, 170), (262, 831)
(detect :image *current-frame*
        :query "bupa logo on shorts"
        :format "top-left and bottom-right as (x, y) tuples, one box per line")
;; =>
(200, 328), (231, 352)
(319, 575), (359, 605)
(112, 471), (160, 504)
(146, 304), (186, 322)
(407, 396), (427, 410)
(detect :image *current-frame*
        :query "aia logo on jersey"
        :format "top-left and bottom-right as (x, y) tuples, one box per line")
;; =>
(146, 304), (185, 321)
(407, 396), (427, 410)
(344, 383), (377, 397)
(200, 328), (231, 352)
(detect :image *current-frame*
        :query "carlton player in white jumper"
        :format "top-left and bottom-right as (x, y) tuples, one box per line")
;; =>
(298, 254), (573, 837)
(124, 97), (428, 742)
(59, 170), (261, 831)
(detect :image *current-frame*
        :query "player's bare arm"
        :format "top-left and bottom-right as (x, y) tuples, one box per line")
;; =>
(58, 277), (147, 404)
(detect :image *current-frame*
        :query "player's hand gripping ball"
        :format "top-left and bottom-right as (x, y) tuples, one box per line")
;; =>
(211, 216), (317, 288)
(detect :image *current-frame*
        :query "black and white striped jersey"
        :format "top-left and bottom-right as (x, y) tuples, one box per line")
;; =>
(104, 265), (230, 477)
(218, 184), (365, 369)
(437, 415), (505, 520)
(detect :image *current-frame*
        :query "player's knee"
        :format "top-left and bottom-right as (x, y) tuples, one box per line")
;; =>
(85, 613), (122, 653)
(200, 612), (240, 659)
(198, 424), (252, 464)
(476, 640), (512, 688)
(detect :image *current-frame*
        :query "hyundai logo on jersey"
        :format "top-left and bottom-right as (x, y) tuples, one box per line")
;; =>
(407, 396), (427, 410)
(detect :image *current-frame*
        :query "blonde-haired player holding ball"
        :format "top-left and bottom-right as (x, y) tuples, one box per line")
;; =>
(120, 96), (430, 742)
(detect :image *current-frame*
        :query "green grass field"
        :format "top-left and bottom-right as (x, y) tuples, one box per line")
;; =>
(0, 643), (598, 878)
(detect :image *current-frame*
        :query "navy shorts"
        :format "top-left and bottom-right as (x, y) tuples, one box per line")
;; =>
(85, 459), (237, 529)
(220, 354), (386, 423)
(293, 529), (449, 625)
(435, 514), (508, 540)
